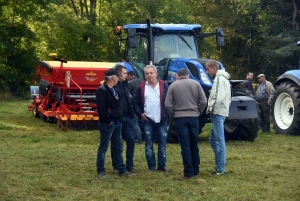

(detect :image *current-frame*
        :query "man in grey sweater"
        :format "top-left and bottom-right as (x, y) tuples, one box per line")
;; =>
(165, 68), (207, 180)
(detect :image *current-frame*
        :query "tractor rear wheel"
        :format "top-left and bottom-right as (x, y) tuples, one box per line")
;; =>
(271, 81), (300, 135)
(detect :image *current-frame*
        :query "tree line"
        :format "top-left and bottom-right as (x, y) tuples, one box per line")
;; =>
(0, 0), (299, 96)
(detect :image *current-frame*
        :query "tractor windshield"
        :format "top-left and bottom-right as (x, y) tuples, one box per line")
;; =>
(154, 33), (198, 64)
(126, 33), (198, 79)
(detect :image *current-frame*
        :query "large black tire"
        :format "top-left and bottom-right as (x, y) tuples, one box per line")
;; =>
(224, 119), (259, 141)
(167, 117), (206, 143)
(271, 81), (300, 135)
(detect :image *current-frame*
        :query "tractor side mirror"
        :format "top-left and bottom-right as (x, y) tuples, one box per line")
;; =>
(127, 29), (137, 48)
(216, 28), (224, 47)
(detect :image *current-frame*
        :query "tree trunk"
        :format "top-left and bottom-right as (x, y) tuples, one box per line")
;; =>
(292, 0), (299, 30)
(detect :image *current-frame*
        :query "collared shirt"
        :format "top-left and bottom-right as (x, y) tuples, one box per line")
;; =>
(256, 82), (268, 101)
(144, 81), (161, 123)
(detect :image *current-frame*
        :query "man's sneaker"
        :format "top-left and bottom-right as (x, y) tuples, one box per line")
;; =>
(120, 170), (137, 176)
(127, 167), (138, 173)
(211, 171), (226, 176)
(98, 172), (107, 178)
(113, 169), (119, 174)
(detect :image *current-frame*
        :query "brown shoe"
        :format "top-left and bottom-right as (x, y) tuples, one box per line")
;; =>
(113, 169), (119, 174)
(127, 167), (137, 173)
(178, 176), (193, 181)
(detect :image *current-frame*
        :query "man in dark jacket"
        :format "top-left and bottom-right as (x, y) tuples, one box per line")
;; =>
(242, 72), (254, 95)
(133, 64), (171, 172)
(128, 70), (143, 143)
(111, 64), (137, 174)
(96, 68), (136, 178)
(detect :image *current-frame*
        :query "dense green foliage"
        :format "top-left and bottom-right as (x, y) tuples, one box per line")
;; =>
(0, 0), (299, 96)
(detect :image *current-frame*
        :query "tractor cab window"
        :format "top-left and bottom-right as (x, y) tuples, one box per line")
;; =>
(154, 33), (198, 79)
(127, 35), (148, 79)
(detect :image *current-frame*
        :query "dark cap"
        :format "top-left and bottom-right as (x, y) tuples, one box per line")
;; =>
(105, 69), (119, 76)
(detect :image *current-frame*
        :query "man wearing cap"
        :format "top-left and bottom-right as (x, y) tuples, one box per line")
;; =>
(256, 74), (274, 132)
(128, 70), (143, 144)
(95, 68), (137, 178)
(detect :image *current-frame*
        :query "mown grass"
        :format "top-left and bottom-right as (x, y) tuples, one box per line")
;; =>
(0, 100), (299, 201)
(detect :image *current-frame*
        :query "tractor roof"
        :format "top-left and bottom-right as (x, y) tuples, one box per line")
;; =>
(123, 23), (202, 32)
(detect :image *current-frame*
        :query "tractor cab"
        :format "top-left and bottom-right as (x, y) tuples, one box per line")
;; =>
(117, 21), (224, 84)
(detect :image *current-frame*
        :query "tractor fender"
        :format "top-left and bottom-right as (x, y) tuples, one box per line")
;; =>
(275, 70), (300, 87)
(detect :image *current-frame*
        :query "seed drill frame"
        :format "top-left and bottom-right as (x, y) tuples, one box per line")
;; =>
(28, 56), (114, 130)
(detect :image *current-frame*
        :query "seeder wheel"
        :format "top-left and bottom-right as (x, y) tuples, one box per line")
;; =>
(39, 113), (45, 121)
(88, 121), (95, 130)
(65, 120), (72, 130)
(57, 119), (63, 130)
(80, 121), (88, 130)
(73, 121), (79, 130)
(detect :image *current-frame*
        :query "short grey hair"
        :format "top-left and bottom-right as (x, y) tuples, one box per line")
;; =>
(105, 75), (117, 81)
(178, 68), (189, 77)
(144, 65), (157, 73)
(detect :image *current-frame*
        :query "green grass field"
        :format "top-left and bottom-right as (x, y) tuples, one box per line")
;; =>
(0, 100), (299, 201)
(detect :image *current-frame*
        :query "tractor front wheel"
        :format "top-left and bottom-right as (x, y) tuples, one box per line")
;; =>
(224, 120), (259, 141)
(271, 81), (300, 135)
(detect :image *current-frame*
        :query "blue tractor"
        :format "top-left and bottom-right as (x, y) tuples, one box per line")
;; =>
(270, 41), (300, 135)
(116, 20), (260, 143)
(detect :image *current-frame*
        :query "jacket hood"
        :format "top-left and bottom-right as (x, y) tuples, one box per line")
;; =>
(216, 69), (230, 80)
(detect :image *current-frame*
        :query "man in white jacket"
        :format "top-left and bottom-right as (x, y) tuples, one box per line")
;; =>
(205, 60), (231, 176)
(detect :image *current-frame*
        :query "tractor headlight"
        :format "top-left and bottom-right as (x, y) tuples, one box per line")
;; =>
(199, 68), (211, 85)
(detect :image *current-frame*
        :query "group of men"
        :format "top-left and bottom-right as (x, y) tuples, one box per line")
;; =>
(242, 72), (275, 133)
(95, 60), (231, 180)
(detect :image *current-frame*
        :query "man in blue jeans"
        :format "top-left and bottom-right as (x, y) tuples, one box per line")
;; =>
(111, 64), (137, 174)
(205, 60), (231, 176)
(95, 68), (137, 178)
(133, 65), (171, 172)
(165, 68), (207, 180)
(128, 70), (143, 143)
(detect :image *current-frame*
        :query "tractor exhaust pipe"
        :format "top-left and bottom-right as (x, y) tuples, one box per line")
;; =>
(146, 19), (154, 65)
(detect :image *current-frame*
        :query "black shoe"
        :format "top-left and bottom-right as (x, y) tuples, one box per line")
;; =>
(149, 167), (156, 171)
(98, 172), (107, 178)
(119, 170), (137, 176)
(157, 167), (172, 172)
(127, 167), (138, 173)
